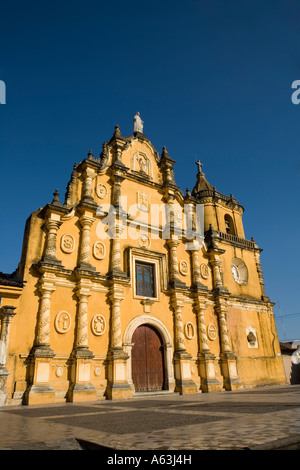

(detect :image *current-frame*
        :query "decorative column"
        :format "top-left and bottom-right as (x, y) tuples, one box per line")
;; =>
(82, 164), (97, 202)
(25, 278), (56, 405)
(78, 213), (96, 271)
(170, 293), (198, 395)
(68, 281), (96, 402)
(194, 299), (222, 392)
(34, 282), (56, 353)
(0, 306), (16, 406)
(43, 217), (62, 264)
(208, 247), (243, 391)
(210, 255), (223, 288)
(106, 284), (132, 399)
(188, 243), (222, 392)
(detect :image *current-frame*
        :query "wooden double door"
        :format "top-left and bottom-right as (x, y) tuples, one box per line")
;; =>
(132, 324), (165, 392)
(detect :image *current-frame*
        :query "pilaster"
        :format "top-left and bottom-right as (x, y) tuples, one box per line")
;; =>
(25, 277), (56, 405)
(106, 283), (132, 399)
(170, 292), (198, 395)
(0, 306), (16, 406)
(68, 279), (97, 402)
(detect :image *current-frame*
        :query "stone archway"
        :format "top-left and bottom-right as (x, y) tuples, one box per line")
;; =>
(123, 315), (175, 393)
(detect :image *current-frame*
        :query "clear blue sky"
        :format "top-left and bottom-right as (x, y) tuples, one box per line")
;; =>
(0, 0), (299, 341)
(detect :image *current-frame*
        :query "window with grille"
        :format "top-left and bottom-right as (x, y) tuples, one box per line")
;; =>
(135, 262), (155, 298)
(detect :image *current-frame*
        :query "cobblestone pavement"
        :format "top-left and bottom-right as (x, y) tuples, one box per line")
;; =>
(0, 384), (299, 450)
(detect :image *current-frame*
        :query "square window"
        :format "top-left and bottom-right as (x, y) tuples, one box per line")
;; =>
(135, 262), (156, 298)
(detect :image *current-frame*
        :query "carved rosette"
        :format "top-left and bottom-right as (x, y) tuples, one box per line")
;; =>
(96, 183), (108, 200)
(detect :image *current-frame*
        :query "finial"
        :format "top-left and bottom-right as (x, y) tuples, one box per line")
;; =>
(52, 189), (60, 204)
(196, 160), (203, 175)
(114, 125), (121, 137)
(185, 187), (191, 197)
(161, 146), (169, 158)
(87, 149), (93, 159)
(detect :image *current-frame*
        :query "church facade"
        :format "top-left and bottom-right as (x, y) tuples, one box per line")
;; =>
(0, 115), (286, 406)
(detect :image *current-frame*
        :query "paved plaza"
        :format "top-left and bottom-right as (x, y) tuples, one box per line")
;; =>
(0, 384), (299, 451)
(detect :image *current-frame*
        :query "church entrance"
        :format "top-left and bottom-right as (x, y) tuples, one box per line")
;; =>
(132, 324), (165, 392)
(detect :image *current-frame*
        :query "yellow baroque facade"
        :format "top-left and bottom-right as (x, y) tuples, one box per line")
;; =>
(0, 115), (286, 406)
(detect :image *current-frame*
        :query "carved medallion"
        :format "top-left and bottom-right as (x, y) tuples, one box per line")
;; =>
(184, 322), (195, 339)
(200, 263), (209, 279)
(179, 260), (189, 276)
(96, 183), (108, 199)
(55, 311), (71, 334)
(94, 367), (101, 376)
(55, 366), (64, 378)
(138, 233), (150, 249)
(137, 191), (150, 212)
(91, 314), (106, 336)
(60, 234), (75, 254)
(93, 241), (106, 260)
(207, 323), (217, 341)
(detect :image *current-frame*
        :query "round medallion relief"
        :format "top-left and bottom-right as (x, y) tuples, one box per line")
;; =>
(93, 241), (106, 260)
(91, 314), (106, 336)
(179, 260), (189, 276)
(60, 234), (75, 254)
(207, 323), (217, 341)
(200, 263), (209, 279)
(55, 366), (64, 378)
(94, 367), (101, 377)
(55, 311), (71, 334)
(184, 322), (195, 339)
(96, 183), (108, 199)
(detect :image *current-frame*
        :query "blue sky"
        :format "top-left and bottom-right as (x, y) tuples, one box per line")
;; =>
(0, 0), (299, 341)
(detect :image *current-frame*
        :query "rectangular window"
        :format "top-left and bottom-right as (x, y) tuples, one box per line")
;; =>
(135, 262), (155, 298)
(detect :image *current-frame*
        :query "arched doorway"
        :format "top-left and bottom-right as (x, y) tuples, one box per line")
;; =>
(132, 324), (165, 392)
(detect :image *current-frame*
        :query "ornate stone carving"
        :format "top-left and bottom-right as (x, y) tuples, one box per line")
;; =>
(137, 191), (150, 212)
(54, 311), (71, 334)
(200, 263), (209, 279)
(184, 322), (195, 339)
(91, 314), (106, 336)
(93, 241), (106, 260)
(55, 366), (64, 377)
(207, 323), (217, 341)
(96, 183), (108, 200)
(138, 233), (150, 249)
(179, 260), (189, 276)
(60, 234), (75, 254)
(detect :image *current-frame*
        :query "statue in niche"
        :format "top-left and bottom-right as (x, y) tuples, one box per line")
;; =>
(136, 154), (149, 175)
